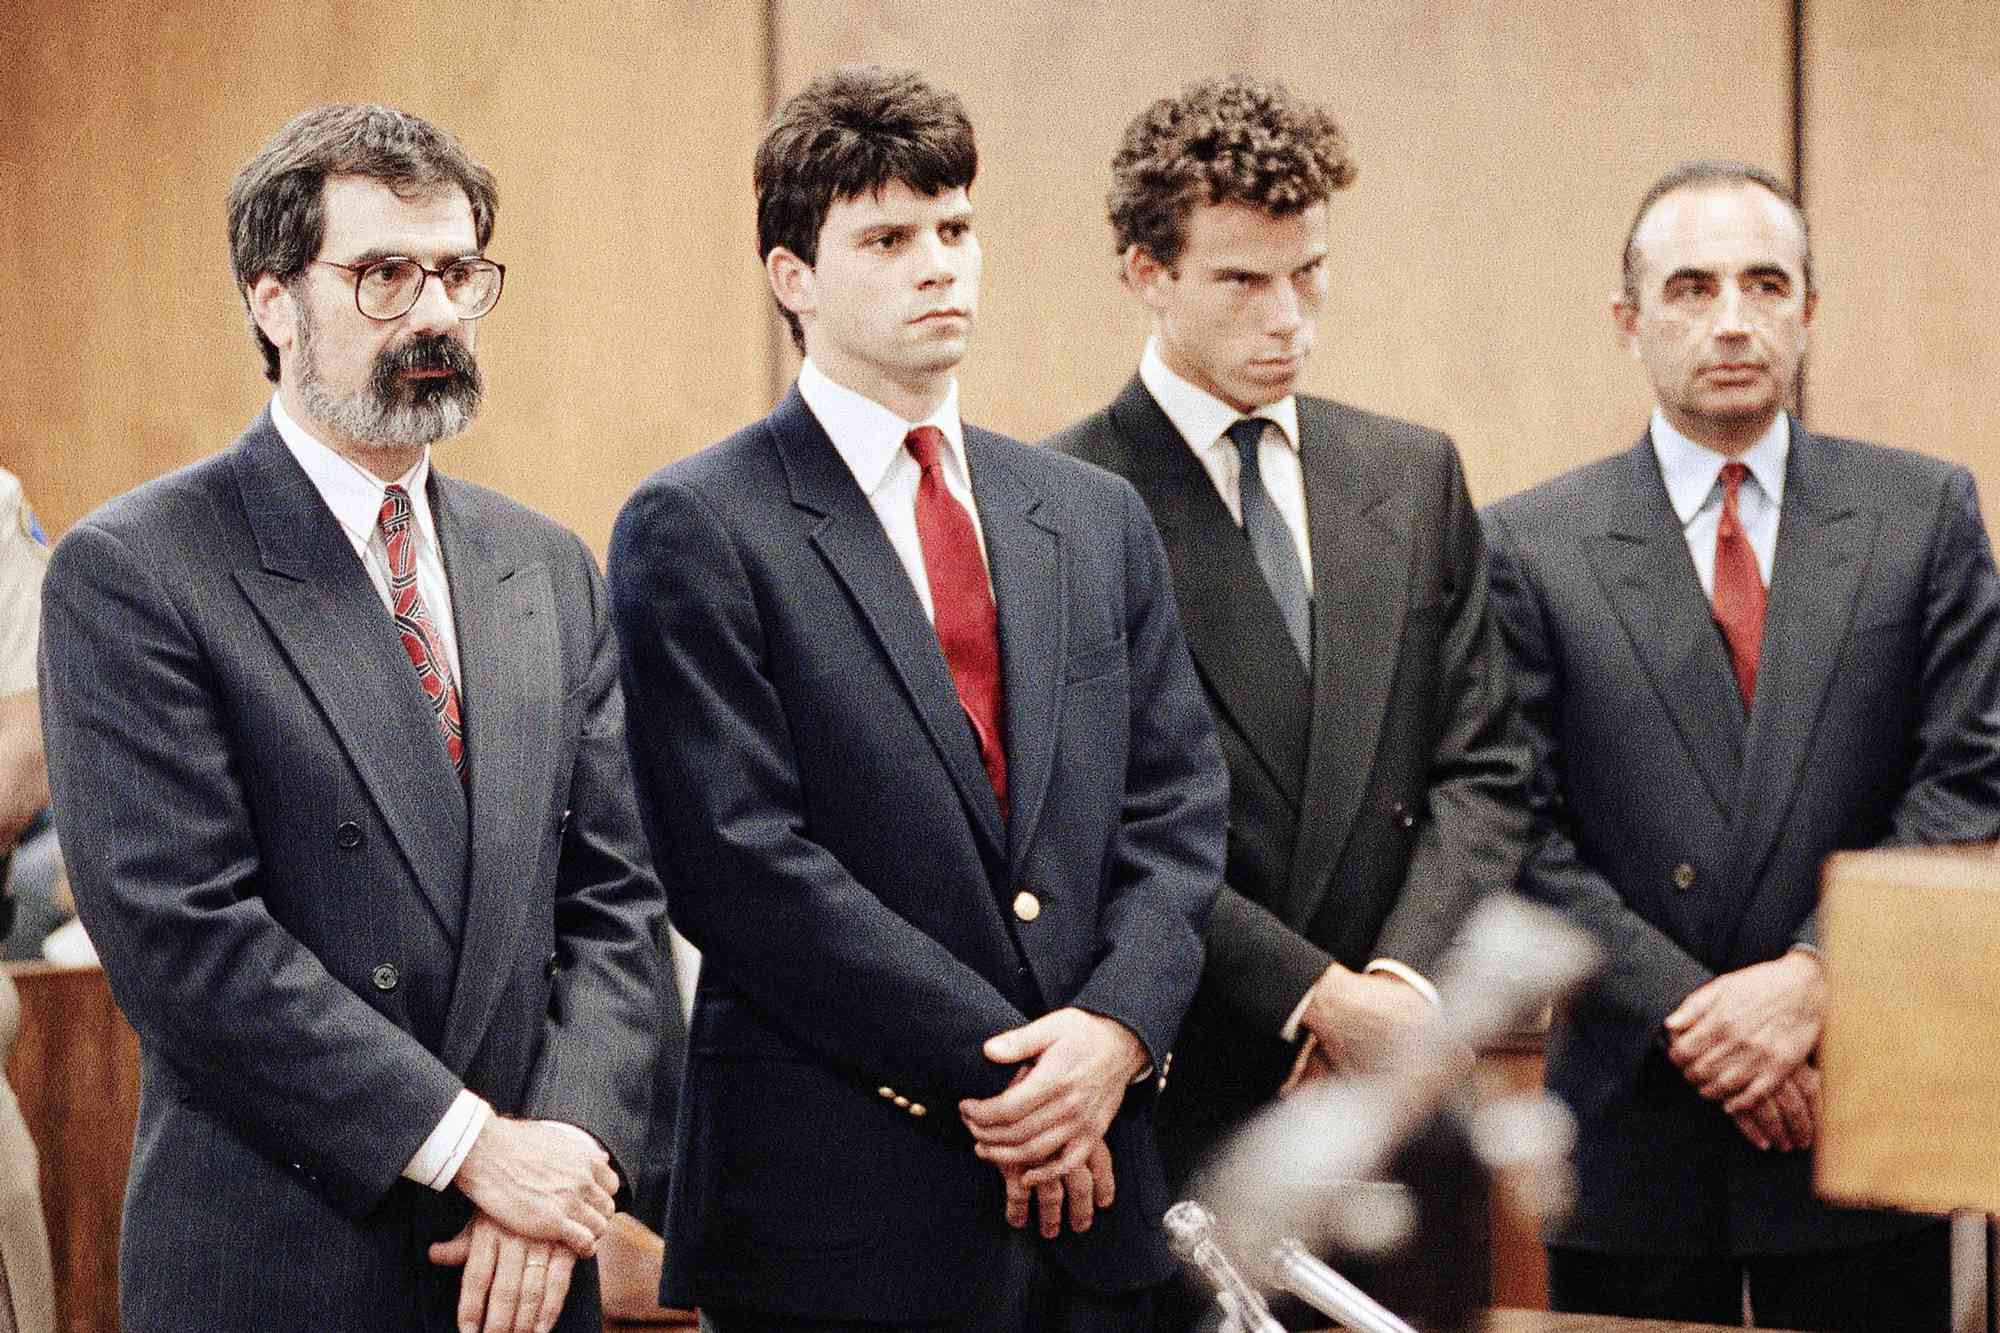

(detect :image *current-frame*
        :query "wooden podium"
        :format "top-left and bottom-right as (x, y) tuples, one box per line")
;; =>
(1817, 845), (2000, 1214)
(4, 960), (139, 1333)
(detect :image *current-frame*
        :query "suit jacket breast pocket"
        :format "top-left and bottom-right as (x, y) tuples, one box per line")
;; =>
(1064, 632), (1127, 685)
(1842, 609), (1920, 683)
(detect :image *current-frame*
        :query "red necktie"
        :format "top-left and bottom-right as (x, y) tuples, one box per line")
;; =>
(1712, 461), (1767, 709)
(378, 484), (468, 781)
(905, 426), (1007, 815)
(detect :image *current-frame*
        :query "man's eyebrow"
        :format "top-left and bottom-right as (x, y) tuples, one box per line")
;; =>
(331, 246), (476, 266)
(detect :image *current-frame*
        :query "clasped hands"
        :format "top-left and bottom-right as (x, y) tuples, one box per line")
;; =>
(429, 1115), (619, 1333)
(958, 1007), (1147, 1240)
(1664, 949), (1825, 1153)
(1281, 963), (1443, 1094)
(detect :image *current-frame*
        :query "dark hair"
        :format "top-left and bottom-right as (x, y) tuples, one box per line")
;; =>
(754, 65), (977, 351)
(226, 104), (497, 383)
(1108, 74), (1355, 272)
(1621, 160), (1812, 306)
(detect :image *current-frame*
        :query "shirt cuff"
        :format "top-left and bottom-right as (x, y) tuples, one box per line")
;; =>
(1364, 957), (1442, 1009)
(1279, 983), (1318, 1044)
(404, 1090), (492, 1191)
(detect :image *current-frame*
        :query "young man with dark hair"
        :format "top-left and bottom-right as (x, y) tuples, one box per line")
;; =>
(1048, 77), (1533, 1295)
(1482, 160), (2000, 1330)
(39, 104), (665, 1333)
(610, 65), (1227, 1332)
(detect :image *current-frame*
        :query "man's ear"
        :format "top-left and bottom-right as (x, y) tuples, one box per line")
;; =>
(766, 247), (814, 326)
(1122, 244), (1175, 313)
(1610, 291), (1642, 360)
(248, 274), (299, 360)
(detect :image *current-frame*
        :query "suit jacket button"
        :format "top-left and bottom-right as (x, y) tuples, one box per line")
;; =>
(909, 1102), (927, 1117)
(1013, 890), (1041, 923)
(1672, 863), (1697, 891)
(877, 1086), (895, 1100)
(371, 963), (399, 992)
(893, 1094), (910, 1109)
(335, 822), (363, 849)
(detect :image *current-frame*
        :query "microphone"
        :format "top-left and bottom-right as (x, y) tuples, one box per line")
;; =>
(1163, 1201), (1286, 1333)
(1270, 1238), (1420, 1333)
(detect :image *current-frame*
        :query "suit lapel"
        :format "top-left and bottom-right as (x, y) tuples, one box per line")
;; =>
(1105, 377), (1311, 806)
(229, 416), (471, 939)
(772, 389), (1007, 859)
(1581, 438), (1746, 815)
(968, 431), (1065, 875)
(1281, 400), (1415, 927)
(432, 477), (561, 1070)
(1727, 423), (1875, 890)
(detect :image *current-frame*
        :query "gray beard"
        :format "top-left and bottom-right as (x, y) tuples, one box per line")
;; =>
(293, 299), (482, 452)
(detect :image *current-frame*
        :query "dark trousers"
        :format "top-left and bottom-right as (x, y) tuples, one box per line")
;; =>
(1549, 1220), (1952, 1331)
(699, 1225), (1156, 1333)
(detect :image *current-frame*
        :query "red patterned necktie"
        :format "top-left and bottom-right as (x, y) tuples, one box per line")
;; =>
(1712, 461), (1767, 709)
(905, 426), (1007, 816)
(378, 484), (467, 781)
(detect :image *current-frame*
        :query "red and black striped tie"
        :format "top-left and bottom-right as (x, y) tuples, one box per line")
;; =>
(378, 484), (467, 782)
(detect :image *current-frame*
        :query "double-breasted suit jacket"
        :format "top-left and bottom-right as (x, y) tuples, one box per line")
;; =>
(609, 386), (1227, 1324)
(1049, 377), (1535, 1180)
(38, 414), (665, 1332)
(1482, 422), (2000, 1256)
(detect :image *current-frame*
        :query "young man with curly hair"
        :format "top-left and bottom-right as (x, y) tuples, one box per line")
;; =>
(611, 66), (1227, 1332)
(1048, 77), (1534, 1324)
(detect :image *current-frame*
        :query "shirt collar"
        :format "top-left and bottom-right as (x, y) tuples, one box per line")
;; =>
(1139, 337), (1301, 457)
(797, 357), (967, 495)
(270, 392), (437, 549)
(1650, 406), (1790, 525)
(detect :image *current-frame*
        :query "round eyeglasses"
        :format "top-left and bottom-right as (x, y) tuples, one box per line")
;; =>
(313, 256), (506, 321)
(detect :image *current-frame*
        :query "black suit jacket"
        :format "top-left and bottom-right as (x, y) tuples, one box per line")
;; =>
(38, 413), (666, 1331)
(1483, 422), (2000, 1255)
(1048, 377), (1534, 1179)
(609, 387), (1227, 1322)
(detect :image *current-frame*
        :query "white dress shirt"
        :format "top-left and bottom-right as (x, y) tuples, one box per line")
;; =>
(797, 357), (992, 617)
(270, 395), (488, 1190)
(1139, 338), (1313, 585)
(1650, 407), (1789, 597)
(1132, 350), (1439, 1032)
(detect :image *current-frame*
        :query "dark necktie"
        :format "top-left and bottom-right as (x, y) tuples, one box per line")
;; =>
(378, 484), (467, 782)
(1226, 418), (1311, 668)
(1712, 461), (1767, 709)
(905, 426), (1008, 815)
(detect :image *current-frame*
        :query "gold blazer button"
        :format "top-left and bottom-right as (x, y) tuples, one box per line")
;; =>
(1013, 891), (1041, 922)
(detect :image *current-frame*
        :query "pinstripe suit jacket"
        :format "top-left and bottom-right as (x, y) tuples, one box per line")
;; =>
(39, 412), (666, 1332)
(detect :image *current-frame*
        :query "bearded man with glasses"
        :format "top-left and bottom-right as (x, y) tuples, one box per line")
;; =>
(37, 104), (665, 1333)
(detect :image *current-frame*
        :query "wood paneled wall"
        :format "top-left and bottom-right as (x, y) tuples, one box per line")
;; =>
(8, 3), (1990, 540)
(0, 1), (772, 555)
(1803, 0), (2000, 521)
(776, 2), (1791, 505)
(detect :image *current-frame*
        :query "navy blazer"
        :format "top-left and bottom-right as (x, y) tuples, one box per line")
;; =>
(1483, 422), (2000, 1256)
(1049, 378), (1534, 1181)
(39, 414), (666, 1333)
(610, 387), (1227, 1322)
